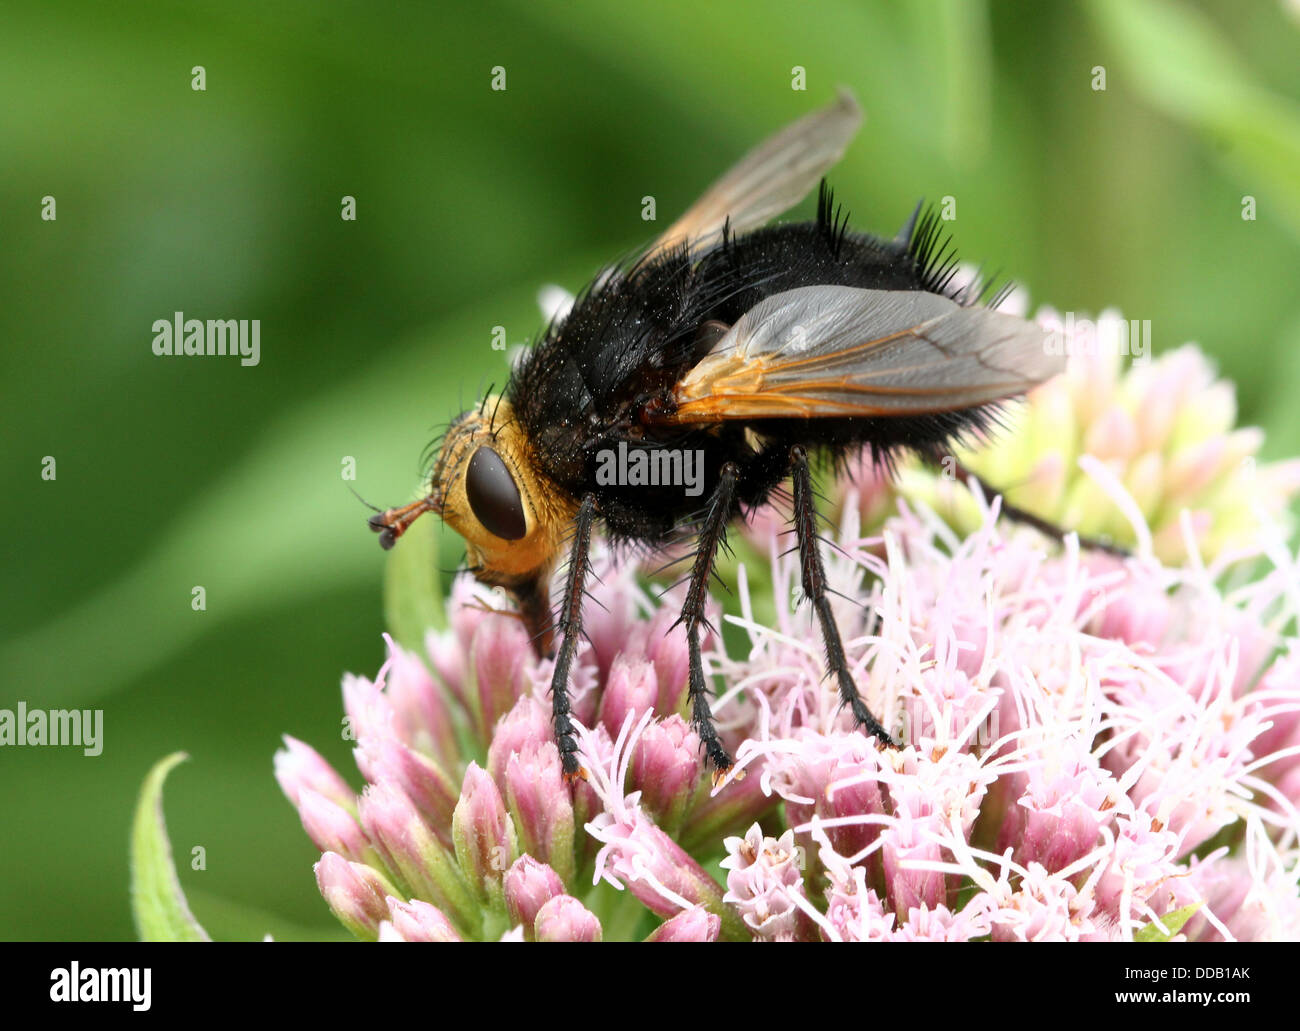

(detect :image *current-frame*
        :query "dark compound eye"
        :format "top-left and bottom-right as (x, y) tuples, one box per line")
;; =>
(465, 446), (527, 540)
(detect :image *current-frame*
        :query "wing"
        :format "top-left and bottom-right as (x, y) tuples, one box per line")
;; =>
(643, 89), (863, 263)
(655, 285), (1063, 423)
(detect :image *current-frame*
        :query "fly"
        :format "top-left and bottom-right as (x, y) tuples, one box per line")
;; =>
(370, 90), (1065, 783)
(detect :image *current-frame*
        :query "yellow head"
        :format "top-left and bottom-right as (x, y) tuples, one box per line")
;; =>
(369, 397), (577, 652)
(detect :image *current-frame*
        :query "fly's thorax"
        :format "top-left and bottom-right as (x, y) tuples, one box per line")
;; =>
(433, 397), (579, 585)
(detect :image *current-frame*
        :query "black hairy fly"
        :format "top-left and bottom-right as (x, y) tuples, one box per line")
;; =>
(370, 91), (1064, 782)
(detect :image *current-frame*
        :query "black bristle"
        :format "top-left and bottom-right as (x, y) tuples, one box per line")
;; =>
(816, 179), (850, 260)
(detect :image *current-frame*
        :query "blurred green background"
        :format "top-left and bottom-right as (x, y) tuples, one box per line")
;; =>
(2, 0), (1298, 941)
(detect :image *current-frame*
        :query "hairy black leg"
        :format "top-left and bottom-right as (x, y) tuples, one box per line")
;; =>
(551, 493), (598, 782)
(677, 462), (740, 778)
(951, 465), (1131, 558)
(790, 445), (894, 747)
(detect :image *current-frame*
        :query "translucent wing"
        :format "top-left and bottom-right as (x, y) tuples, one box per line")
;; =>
(658, 285), (1063, 423)
(644, 89), (863, 263)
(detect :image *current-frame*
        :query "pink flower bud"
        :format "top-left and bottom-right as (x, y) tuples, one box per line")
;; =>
(425, 627), (466, 708)
(342, 672), (396, 750)
(447, 577), (497, 658)
(504, 855), (565, 935)
(646, 907), (721, 942)
(598, 657), (659, 739)
(582, 558), (641, 678)
(314, 851), (399, 941)
(998, 746), (1112, 874)
(274, 736), (355, 811)
(533, 895), (602, 942)
(384, 896), (462, 942)
(823, 764), (889, 864)
(358, 782), (478, 933)
(767, 731), (885, 864)
(504, 742), (576, 883)
(470, 614), (536, 741)
(1085, 560), (1171, 650)
(451, 763), (517, 902)
(879, 750), (986, 918)
(296, 788), (372, 862)
(629, 715), (701, 833)
(631, 606), (693, 715)
(383, 636), (460, 771)
(487, 695), (552, 787)
(355, 735), (460, 846)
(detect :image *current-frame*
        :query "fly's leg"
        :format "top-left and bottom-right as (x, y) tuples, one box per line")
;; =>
(790, 445), (894, 747)
(550, 493), (598, 782)
(950, 463), (1131, 558)
(677, 462), (740, 780)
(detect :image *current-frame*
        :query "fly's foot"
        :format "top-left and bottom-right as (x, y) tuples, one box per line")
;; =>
(846, 694), (898, 750)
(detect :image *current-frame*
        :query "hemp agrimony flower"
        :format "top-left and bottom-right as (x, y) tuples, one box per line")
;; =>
(270, 299), (1300, 941)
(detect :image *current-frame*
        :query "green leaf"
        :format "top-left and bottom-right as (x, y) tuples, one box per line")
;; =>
(1134, 903), (1201, 942)
(383, 506), (444, 651)
(130, 752), (211, 942)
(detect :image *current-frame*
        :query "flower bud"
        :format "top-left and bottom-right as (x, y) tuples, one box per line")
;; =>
(503, 855), (565, 936)
(533, 895), (602, 942)
(598, 657), (659, 739)
(629, 715), (701, 833)
(314, 852), (400, 942)
(469, 615), (535, 741)
(451, 763), (517, 903)
(384, 896), (462, 942)
(384, 635), (460, 772)
(504, 742), (576, 884)
(358, 781), (479, 935)
(296, 788), (372, 863)
(274, 736), (355, 812)
(645, 907), (721, 942)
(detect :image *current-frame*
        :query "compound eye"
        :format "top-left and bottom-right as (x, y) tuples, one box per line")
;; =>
(465, 446), (527, 540)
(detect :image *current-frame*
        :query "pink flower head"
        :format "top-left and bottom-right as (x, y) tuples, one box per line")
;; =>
(280, 387), (1300, 940)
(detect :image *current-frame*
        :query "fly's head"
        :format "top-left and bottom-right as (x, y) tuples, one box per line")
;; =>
(369, 397), (576, 643)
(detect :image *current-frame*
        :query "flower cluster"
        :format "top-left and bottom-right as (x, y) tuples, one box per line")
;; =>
(895, 301), (1300, 565)
(719, 492), (1300, 940)
(276, 561), (770, 941)
(277, 302), (1300, 941)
